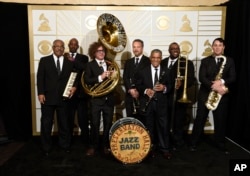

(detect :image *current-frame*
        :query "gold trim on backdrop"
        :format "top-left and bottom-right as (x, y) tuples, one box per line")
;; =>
(1, 0), (229, 6)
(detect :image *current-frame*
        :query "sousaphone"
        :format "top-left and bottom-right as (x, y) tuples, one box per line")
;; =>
(82, 13), (127, 97)
(97, 13), (127, 53)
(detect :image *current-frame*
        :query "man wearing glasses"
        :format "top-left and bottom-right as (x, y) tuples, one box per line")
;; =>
(84, 41), (115, 156)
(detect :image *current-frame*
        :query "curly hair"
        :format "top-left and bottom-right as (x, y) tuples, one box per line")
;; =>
(88, 41), (107, 60)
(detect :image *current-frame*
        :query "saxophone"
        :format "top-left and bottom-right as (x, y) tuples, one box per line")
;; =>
(205, 55), (227, 111)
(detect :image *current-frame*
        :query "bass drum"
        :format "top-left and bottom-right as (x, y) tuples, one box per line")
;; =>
(109, 117), (151, 164)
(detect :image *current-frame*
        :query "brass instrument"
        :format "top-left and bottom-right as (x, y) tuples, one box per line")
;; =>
(96, 13), (127, 53)
(170, 55), (191, 131)
(176, 54), (192, 103)
(81, 13), (126, 97)
(82, 60), (120, 97)
(205, 55), (227, 110)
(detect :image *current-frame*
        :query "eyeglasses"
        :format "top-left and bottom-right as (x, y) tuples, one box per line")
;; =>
(96, 50), (105, 53)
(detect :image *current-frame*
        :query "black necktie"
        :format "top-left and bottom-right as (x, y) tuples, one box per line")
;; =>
(99, 61), (104, 72)
(57, 58), (61, 75)
(135, 58), (139, 67)
(169, 61), (174, 69)
(217, 58), (220, 65)
(71, 53), (75, 58)
(154, 68), (158, 85)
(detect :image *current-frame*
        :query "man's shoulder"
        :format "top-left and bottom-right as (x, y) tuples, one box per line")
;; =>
(40, 54), (53, 62)
(161, 57), (169, 64)
(142, 55), (150, 59)
(77, 53), (88, 59)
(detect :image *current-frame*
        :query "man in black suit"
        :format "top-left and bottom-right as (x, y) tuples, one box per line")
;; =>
(190, 38), (236, 154)
(136, 49), (173, 159)
(123, 39), (150, 119)
(65, 38), (90, 146)
(84, 42), (115, 156)
(37, 39), (77, 156)
(161, 42), (195, 150)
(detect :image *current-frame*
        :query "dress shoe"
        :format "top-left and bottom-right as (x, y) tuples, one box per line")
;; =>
(148, 151), (156, 158)
(43, 151), (49, 156)
(189, 145), (197, 152)
(163, 152), (172, 159)
(42, 150), (49, 157)
(64, 148), (71, 153)
(103, 148), (111, 155)
(217, 146), (229, 155)
(223, 149), (230, 155)
(86, 148), (95, 156)
(60, 147), (71, 153)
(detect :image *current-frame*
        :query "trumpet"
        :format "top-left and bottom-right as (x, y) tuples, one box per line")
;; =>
(129, 78), (140, 114)
(141, 71), (165, 113)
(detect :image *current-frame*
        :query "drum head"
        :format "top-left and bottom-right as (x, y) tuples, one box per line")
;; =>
(109, 117), (151, 164)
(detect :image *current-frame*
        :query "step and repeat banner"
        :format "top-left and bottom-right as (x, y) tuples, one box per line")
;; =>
(28, 5), (226, 135)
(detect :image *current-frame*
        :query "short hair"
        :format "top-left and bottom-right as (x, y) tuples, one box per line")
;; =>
(133, 39), (144, 47)
(53, 39), (64, 47)
(212, 37), (225, 46)
(150, 49), (162, 57)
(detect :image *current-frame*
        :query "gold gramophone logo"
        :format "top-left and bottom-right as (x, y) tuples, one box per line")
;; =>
(180, 14), (193, 32)
(202, 40), (213, 56)
(38, 13), (51, 32)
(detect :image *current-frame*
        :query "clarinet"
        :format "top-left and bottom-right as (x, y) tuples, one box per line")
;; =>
(141, 71), (165, 112)
(129, 78), (140, 114)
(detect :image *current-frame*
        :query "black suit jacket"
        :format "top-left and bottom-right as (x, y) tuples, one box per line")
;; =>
(83, 59), (115, 106)
(136, 65), (173, 111)
(198, 55), (236, 103)
(71, 53), (89, 98)
(123, 55), (150, 91)
(37, 54), (76, 105)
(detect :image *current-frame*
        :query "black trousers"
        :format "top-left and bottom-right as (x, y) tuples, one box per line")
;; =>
(40, 102), (71, 151)
(89, 100), (114, 149)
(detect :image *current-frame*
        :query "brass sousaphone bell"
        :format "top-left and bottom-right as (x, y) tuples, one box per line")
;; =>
(82, 13), (127, 97)
(97, 13), (127, 53)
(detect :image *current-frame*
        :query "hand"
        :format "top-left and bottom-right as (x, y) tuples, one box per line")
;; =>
(175, 78), (182, 89)
(38, 94), (45, 104)
(211, 80), (223, 91)
(129, 89), (139, 98)
(68, 87), (77, 98)
(146, 89), (155, 98)
(216, 85), (228, 95)
(64, 53), (74, 61)
(101, 71), (110, 80)
(153, 83), (165, 92)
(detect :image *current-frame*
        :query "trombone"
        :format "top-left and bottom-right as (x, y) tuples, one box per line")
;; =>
(175, 54), (192, 104)
(170, 54), (192, 131)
